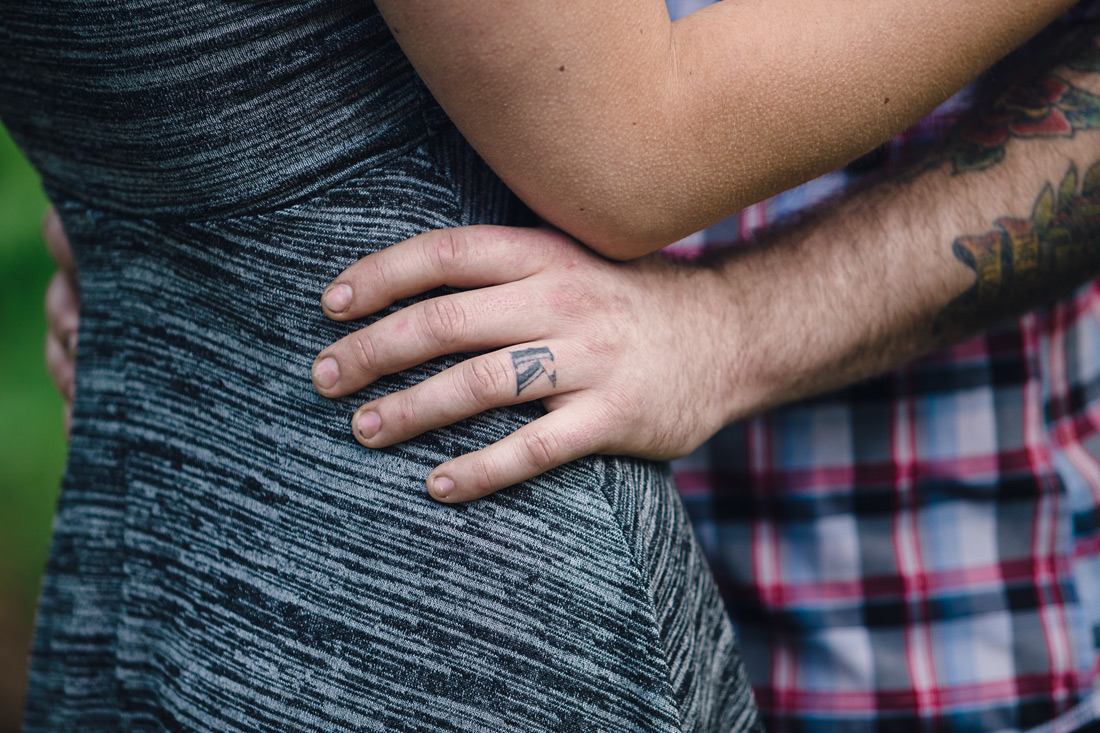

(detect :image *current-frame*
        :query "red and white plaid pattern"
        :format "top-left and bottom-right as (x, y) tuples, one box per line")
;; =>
(668, 3), (1100, 730)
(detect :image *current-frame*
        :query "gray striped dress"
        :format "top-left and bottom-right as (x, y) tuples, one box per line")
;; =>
(0, 1), (761, 730)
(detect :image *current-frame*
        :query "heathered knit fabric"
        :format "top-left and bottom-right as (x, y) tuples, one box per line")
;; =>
(0, 1), (761, 730)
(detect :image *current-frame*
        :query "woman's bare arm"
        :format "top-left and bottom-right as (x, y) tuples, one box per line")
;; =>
(376, 0), (1074, 258)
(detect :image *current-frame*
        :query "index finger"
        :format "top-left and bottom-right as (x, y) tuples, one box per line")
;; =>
(321, 225), (569, 320)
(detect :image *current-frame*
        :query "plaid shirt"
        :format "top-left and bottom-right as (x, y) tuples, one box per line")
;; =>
(667, 3), (1100, 731)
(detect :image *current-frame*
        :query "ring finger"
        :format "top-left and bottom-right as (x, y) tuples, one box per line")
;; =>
(352, 340), (573, 447)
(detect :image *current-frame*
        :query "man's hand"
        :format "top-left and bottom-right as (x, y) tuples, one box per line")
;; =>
(311, 26), (1100, 504)
(41, 207), (79, 435)
(311, 226), (740, 503)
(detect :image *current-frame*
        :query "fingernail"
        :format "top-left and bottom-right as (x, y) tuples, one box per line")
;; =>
(356, 411), (381, 440)
(65, 331), (77, 358)
(323, 283), (353, 313)
(431, 476), (455, 499)
(313, 357), (339, 390)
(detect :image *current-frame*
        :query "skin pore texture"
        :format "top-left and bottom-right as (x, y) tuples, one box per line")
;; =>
(375, 0), (1076, 258)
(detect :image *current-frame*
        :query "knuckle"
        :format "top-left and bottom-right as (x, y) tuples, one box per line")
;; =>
(420, 297), (467, 347)
(519, 430), (559, 472)
(392, 394), (417, 430)
(606, 390), (645, 435)
(587, 396), (635, 445)
(429, 229), (465, 272)
(582, 328), (617, 361)
(351, 332), (380, 373)
(463, 358), (512, 402)
(554, 281), (602, 323)
(538, 230), (574, 260)
(599, 387), (634, 423)
(361, 255), (389, 293)
(468, 458), (496, 495)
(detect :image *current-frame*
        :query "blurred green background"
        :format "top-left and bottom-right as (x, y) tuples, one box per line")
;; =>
(0, 124), (66, 730)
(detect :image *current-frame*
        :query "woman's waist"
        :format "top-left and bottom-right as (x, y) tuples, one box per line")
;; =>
(61, 148), (533, 424)
(0, 0), (452, 218)
(56, 133), (524, 281)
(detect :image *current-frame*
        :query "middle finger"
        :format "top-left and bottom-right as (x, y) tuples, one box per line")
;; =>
(312, 282), (550, 397)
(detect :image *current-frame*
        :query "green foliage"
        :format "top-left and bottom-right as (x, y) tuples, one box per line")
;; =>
(1058, 166), (1078, 215)
(0, 125), (65, 612)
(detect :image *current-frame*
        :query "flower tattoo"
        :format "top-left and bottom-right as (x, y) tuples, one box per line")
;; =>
(950, 34), (1100, 173)
(960, 77), (1075, 146)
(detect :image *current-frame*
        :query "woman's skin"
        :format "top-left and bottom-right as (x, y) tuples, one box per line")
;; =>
(42, 12), (1100, 504)
(378, 0), (1076, 257)
(308, 19), (1100, 503)
(42, 209), (77, 435)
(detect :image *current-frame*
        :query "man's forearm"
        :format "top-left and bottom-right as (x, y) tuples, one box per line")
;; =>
(710, 26), (1100, 425)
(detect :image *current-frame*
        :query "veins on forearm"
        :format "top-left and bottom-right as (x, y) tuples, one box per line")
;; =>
(933, 161), (1100, 342)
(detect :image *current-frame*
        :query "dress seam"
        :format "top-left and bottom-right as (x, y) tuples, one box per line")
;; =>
(595, 455), (685, 730)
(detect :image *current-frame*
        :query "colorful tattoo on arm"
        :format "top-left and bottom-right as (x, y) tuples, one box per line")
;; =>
(948, 29), (1100, 174)
(934, 161), (1100, 341)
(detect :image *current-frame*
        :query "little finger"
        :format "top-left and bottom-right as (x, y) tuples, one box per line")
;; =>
(426, 407), (604, 503)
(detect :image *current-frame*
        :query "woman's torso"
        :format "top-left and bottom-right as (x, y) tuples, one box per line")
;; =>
(1, 2), (758, 730)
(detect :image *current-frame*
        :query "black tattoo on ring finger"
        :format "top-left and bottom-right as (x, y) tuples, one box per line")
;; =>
(511, 347), (556, 395)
